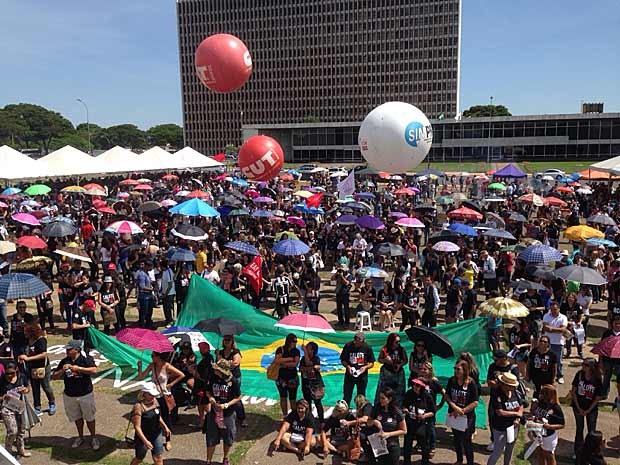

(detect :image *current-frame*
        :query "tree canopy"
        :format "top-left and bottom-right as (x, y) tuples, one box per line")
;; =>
(462, 105), (512, 118)
(147, 124), (183, 149)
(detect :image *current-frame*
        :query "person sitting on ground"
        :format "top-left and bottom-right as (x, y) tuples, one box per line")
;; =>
(272, 399), (316, 460)
(319, 400), (356, 459)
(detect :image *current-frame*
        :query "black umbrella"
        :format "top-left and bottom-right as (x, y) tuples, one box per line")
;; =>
(461, 200), (483, 213)
(261, 188), (277, 198)
(41, 221), (77, 238)
(372, 242), (407, 257)
(405, 326), (454, 358)
(137, 201), (163, 213)
(230, 191), (248, 201)
(553, 265), (607, 286)
(428, 230), (459, 244)
(218, 195), (243, 208)
(171, 224), (208, 241)
(509, 212), (527, 222)
(413, 204), (437, 212)
(509, 279), (546, 291)
(525, 264), (555, 281)
(194, 318), (246, 336)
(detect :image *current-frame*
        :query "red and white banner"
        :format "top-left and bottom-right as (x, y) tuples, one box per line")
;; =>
(242, 255), (263, 295)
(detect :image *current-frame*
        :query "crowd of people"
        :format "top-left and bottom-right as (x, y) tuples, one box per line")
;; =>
(0, 167), (617, 465)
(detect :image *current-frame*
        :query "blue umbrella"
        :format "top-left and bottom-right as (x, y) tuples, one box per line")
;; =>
(519, 245), (563, 263)
(293, 203), (324, 215)
(335, 214), (358, 225)
(0, 273), (50, 299)
(40, 216), (74, 225)
(358, 266), (389, 279)
(448, 222), (478, 237)
(251, 209), (273, 218)
(587, 238), (618, 248)
(167, 247), (196, 262)
(2, 187), (21, 195)
(570, 173), (581, 180)
(557, 176), (575, 184)
(169, 198), (220, 217)
(224, 241), (259, 256)
(272, 239), (310, 256)
(230, 178), (249, 188)
(356, 192), (376, 200)
(287, 169), (301, 177)
(356, 215), (384, 230)
(161, 326), (195, 335)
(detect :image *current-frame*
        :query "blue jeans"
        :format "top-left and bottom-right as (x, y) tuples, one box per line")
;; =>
(138, 293), (154, 329)
(550, 343), (564, 379)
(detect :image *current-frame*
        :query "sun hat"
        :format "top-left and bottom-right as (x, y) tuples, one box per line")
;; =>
(82, 300), (96, 310)
(104, 276), (113, 283)
(561, 249), (569, 256)
(498, 372), (519, 388)
(65, 340), (82, 350)
(140, 382), (160, 397)
(212, 359), (232, 379)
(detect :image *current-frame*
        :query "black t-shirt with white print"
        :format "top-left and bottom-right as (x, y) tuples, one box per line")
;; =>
(533, 401), (565, 437)
(571, 371), (603, 411)
(490, 389), (523, 431)
(527, 349), (557, 386)
(446, 377), (478, 420)
(207, 374), (241, 417)
(340, 342), (375, 377)
(286, 410), (316, 442)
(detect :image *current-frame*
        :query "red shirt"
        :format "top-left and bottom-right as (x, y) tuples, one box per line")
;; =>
(81, 223), (95, 241)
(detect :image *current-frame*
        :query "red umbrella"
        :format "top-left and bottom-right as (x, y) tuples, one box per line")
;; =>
(394, 187), (416, 196)
(92, 199), (107, 209)
(97, 206), (116, 215)
(555, 186), (574, 194)
(186, 190), (210, 199)
(134, 184), (153, 191)
(162, 174), (178, 181)
(116, 328), (173, 352)
(447, 207), (483, 220)
(16, 235), (47, 249)
(83, 183), (104, 191)
(543, 196), (568, 207)
(214, 174), (228, 181)
(592, 335), (620, 359)
(0, 194), (21, 200)
(120, 179), (139, 186)
(212, 153), (226, 162)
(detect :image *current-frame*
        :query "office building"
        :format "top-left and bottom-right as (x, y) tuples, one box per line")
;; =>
(177, 0), (461, 155)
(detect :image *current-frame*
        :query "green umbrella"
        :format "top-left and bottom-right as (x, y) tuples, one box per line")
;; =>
(488, 182), (506, 191)
(500, 244), (526, 252)
(275, 231), (299, 241)
(437, 195), (454, 205)
(24, 184), (51, 196)
(228, 209), (249, 216)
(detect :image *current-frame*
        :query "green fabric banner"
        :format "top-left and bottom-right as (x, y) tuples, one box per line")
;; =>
(90, 275), (491, 427)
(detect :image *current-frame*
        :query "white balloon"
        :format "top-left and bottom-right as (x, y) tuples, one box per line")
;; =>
(358, 102), (433, 173)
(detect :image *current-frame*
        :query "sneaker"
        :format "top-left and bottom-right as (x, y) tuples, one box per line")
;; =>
(18, 450), (32, 457)
(49, 404), (56, 416)
(72, 437), (84, 449)
(486, 443), (495, 452)
(91, 437), (100, 451)
(33, 408), (42, 416)
(558, 377), (564, 384)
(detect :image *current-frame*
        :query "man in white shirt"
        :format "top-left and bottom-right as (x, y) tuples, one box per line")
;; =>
(201, 262), (220, 284)
(542, 301), (568, 384)
(480, 250), (497, 294)
(352, 233), (367, 259)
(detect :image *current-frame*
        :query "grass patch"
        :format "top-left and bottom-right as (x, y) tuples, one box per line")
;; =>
(29, 438), (134, 465)
(229, 403), (281, 465)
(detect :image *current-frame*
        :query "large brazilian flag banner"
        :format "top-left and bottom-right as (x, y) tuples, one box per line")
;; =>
(90, 275), (491, 427)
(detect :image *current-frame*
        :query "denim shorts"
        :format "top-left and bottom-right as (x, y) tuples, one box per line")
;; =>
(135, 433), (164, 459)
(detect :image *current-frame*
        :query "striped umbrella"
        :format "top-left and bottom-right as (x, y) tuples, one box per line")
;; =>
(519, 245), (563, 263)
(106, 221), (143, 235)
(224, 241), (259, 256)
(272, 239), (310, 256)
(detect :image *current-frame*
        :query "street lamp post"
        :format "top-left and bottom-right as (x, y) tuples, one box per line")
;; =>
(76, 98), (91, 155)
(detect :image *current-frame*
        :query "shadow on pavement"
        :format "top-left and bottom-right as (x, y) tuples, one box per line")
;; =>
(29, 434), (119, 464)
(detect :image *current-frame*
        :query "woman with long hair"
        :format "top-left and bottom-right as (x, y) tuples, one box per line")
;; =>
(531, 384), (565, 465)
(526, 336), (557, 400)
(571, 358), (603, 459)
(137, 352), (184, 427)
(409, 340), (433, 381)
(419, 362), (445, 457)
(369, 387), (406, 465)
(19, 323), (55, 416)
(376, 281), (395, 330)
(402, 379), (435, 465)
(0, 361), (31, 457)
(445, 360), (479, 465)
(399, 281), (419, 331)
(299, 341), (324, 424)
(376, 333), (407, 405)
(217, 335), (247, 427)
(274, 333), (301, 416)
(129, 383), (171, 465)
(273, 399), (316, 460)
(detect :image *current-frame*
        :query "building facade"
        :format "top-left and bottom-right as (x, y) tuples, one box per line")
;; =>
(177, 0), (461, 155)
(242, 112), (620, 164)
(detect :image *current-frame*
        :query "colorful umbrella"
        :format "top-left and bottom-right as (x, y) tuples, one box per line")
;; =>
(0, 241), (16, 255)
(161, 199), (177, 207)
(13, 256), (53, 271)
(0, 273), (50, 299)
(161, 174), (179, 182)
(478, 297), (529, 318)
(15, 235), (47, 249)
(437, 195), (455, 205)
(134, 184), (153, 191)
(394, 187), (416, 196)
(395, 217), (425, 228)
(447, 223), (478, 236)
(447, 207), (483, 220)
(287, 216), (306, 227)
(169, 198), (220, 217)
(272, 239), (310, 256)
(518, 193), (544, 207)
(275, 314), (334, 334)
(564, 225), (604, 242)
(186, 190), (211, 199)
(358, 266), (390, 279)
(587, 238), (618, 248)
(542, 196), (567, 208)
(432, 241), (460, 252)
(487, 182), (506, 191)
(119, 179), (140, 186)
(96, 206), (116, 215)
(2, 187), (21, 195)
(388, 211), (408, 219)
(294, 190), (314, 198)
(274, 231), (299, 241)
(165, 331), (211, 352)
(253, 196), (274, 204)
(61, 185), (86, 193)
(592, 335), (620, 359)
(251, 209), (273, 218)
(24, 184), (51, 196)
(85, 187), (107, 196)
(224, 241), (259, 256)
(11, 213), (40, 226)
(106, 220), (143, 235)
(116, 328), (173, 352)
(83, 183), (104, 191)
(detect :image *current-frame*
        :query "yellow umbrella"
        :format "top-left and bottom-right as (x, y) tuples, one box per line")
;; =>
(14, 256), (53, 271)
(293, 190), (314, 199)
(564, 225), (604, 242)
(478, 297), (529, 318)
(61, 185), (86, 193)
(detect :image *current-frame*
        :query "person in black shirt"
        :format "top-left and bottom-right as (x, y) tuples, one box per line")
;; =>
(445, 360), (479, 465)
(369, 387), (406, 465)
(487, 373), (524, 465)
(273, 399), (316, 459)
(71, 300), (92, 343)
(299, 341), (324, 423)
(0, 361), (30, 457)
(204, 359), (242, 465)
(419, 362), (445, 455)
(526, 337), (557, 399)
(130, 382), (171, 465)
(274, 333), (301, 416)
(340, 332), (375, 405)
(0, 328), (14, 370)
(9, 301), (33, 358)
(18, 323), (55, 416)
(402, 379), (435, 465)
(376, 333), (407, 406)
(571, 358), (603, 461)
(189, 342), (213, 426)
(319, 400), (355, 459)
(51, 339), (99, 450)
(530, 384), (565, 462)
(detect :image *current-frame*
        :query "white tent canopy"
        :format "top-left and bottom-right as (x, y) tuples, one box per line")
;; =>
(170, 147), (223, 170)
(0, 145), (40, 180)
(137, 146), (175, 172)
(35, 145), (101, 178)
(94, 146), (142, 173)
(590, 155), (620, 173)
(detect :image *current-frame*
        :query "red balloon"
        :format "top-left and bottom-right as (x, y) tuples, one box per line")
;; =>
(194, 33), (252, 93)
(238, 136), (284, 181)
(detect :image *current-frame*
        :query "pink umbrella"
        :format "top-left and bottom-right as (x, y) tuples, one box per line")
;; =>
(275, 314), (335, 334)
(394, 187), (416, 196)
(245, 189), (260, 198)
(106, 220), (143, 235)
(118, 192), (130, 199)
(97, 206), (116, 215)
(395, 217), (425, 228)
(254, 196), (274, 204)
(215, 174), (228, 181)
(287, 216), (306, 227)
(12, 213), (41, 226)
(116, 328), (174, 352)
(0, 201), (8, 208)
(592, 335), (620, 358)
(161, 199), (178, 207)
(134, 184), (153, 191)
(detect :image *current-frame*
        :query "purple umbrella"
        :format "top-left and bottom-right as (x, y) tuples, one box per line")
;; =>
(389, 212), (408, 219)
(409, 187), (421, 193)
(335, 214), (358, 225)
(356, 215), (385, 230)
(11, 213), (41, 226)
(253, 196), (274, 204)
(395, 217), (425, 228)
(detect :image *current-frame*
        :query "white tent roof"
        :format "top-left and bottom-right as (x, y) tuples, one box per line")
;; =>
(35, 145), (99, 177)
(136, 146), (174, 172)
(171, 147), (224, 170)
(590, 155), (620, 173)
(0, 145), (40, 180)
(94, 146), (142, 173)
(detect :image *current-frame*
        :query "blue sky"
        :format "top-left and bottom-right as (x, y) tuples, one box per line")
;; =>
(1, 1), (618, 128)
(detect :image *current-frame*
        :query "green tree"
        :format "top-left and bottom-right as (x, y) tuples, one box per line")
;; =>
(146, 123), (183, 149)
(49, 132), (90, 152)
(224, 143), (238, 155)
(462, 105), (511, 118)
(105, 124), (147, 150)
(0, 108), (30, 148)
(1, 103), (74, 154)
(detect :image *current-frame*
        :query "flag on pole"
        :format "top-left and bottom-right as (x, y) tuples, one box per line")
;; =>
(212, 153), (226, 162)
(337, 170), (355, 200)
(305, 192), (323, 208)
(242, 255), (263, 295)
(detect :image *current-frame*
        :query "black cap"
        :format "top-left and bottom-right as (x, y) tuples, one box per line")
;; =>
(493, 349), (507, 359)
